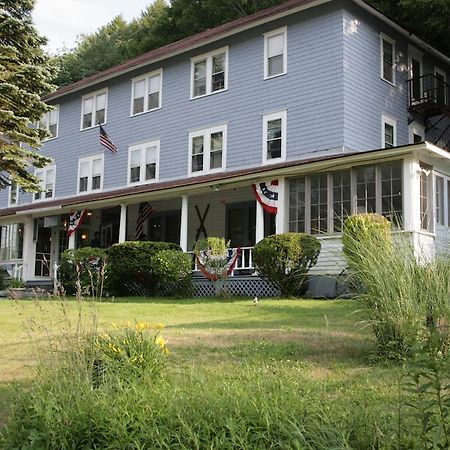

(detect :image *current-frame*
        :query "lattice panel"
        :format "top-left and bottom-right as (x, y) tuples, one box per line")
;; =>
(192, 277), (279, 298)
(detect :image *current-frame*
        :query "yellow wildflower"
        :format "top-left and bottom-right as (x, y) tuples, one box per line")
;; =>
(152, 322), (165, 330)
(155, 336), (166, 349)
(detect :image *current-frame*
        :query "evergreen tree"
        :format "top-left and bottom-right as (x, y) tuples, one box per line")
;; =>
(0, 0), (54, 193)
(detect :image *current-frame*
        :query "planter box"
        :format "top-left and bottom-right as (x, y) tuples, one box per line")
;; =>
(8, 288), (34, 299)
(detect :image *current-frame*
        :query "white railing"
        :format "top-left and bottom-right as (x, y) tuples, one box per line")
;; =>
(0, 260), (24, 280)
(188, 247), (255, 277)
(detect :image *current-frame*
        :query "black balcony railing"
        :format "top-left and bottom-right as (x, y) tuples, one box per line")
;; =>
(407, 73), (450, 118)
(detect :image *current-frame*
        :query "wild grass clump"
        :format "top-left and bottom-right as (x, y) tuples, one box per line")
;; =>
(343, 214), (450, 358)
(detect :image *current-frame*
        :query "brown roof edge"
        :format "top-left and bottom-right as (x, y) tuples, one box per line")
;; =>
(0, 144), (424, 218)
(44, 0), (326, 100)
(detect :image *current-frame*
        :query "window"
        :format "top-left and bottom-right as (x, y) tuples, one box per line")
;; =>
(81, 89), (107, 130)
(263, 110), (287, 164)
(264, 27), (287, 79)
(78, 155), (103, 193)
(8, 182), (19, 207)
(128, 140), (160, 185)
(419, 163), (431, 231)
(380, 34), (395, 84)
(436, 175), (445, 225)
(189, 125), (226, 175)
(288, 161), (403, 234)
(409, 124), (425, 144)
(38, 105), (59, 139)
(0, 224), (23, 261)
(34, 165), (56, 201)
(131, 70), (162, 116)
(191, 48), (228, 99)
(408, 46), (423, 102)
(382, 115), (397, 148)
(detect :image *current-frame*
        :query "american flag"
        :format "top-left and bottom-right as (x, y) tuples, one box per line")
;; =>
(99, 124), (118, 153)
(135, 202), (153, 240)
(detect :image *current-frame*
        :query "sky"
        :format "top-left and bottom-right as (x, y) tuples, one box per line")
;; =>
(33, 0), (153, 53)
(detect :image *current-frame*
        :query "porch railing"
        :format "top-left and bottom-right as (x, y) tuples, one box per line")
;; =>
(188, 247), (255, 277)
(0, 261), (24, 280)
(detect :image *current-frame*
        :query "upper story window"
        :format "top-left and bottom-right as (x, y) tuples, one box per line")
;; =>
(382, 115), (397, 148)
(191, 47), (228, 99)
(128, 140), (160, 185)
(78, 155), (103, 193)
(38, 105), (59, 140)
(409, 123), (425, 144)
(380, 33), (396, 85)
(8, 182), (19, 207)
(131, 70), (162, 116)
(263, 110), (287, 164)
(81, 89), (107, 130)
(34, 165), (56, 201)
(189, 124), (227, 175)
(264, 27), (287, 79)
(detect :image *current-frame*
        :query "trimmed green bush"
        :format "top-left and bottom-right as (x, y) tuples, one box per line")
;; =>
(253, 233), (321, 296)
(107, 241), (191, 296)
(59, 247), (108, 296)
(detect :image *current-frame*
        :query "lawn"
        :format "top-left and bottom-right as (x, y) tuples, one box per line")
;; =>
(0, 297), (404, 448)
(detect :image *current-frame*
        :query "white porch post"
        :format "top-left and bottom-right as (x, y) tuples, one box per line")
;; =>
(21, 217), (34, 281)
(403, 156), (421, 232)
(180, 194), (189, 252)
(68, 232), (76, 250)
(119, 203), (127, 243)
(255, 200), (265, 243)
(275, 177), (287, 234)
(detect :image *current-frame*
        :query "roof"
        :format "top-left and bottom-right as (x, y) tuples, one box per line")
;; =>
(44, 0), (450, 102)
(1, 142), (444, 219)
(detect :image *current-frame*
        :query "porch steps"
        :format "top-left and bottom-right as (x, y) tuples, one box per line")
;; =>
(25, 280), (54, 292)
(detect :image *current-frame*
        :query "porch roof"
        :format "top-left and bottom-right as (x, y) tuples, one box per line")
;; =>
(0, 142), (447, 219)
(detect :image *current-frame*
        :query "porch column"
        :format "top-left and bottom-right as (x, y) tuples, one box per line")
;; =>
(119, 203), (127, 243)
(68, 232), (76, 250)
(180, 194), (189, 252)
(255, 200), (264, 243)
(275, 177), (287, 234)
(403, 156), (421, 232)
(21, 217), (34, 281)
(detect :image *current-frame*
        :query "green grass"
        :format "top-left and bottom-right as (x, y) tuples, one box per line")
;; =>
(0, 297), (405, 448)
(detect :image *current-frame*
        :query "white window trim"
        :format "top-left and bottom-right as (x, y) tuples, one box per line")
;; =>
(382, 114), (397, 148)
(190, 46), (229, 100)
(33, 165), (56, 202)
(380, 33), (396, 86)
(434, 171), (450, 228)
(130, 69), (163, 117)
(409, 123), (425, 144)
(8, 183), (19, 207)
(77, 154), (104, 194)
(262, 110), (287, 165)
(188, 124), (227, 176)
(435, 66), (448, 104)
(127, 139), (160, 186)
(40, 105), (60, 141)
(80, 88), (108, 131)
(264, 26), (288, 80)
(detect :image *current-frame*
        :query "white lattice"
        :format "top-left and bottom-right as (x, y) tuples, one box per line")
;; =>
(192, 277), (279, 298)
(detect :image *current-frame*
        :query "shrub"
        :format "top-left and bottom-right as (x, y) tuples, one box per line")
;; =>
(107, 241), (189, 296)
(253, 233), (321, 296)
(5, 277), (25, 289)
(59, 247), (108, 297)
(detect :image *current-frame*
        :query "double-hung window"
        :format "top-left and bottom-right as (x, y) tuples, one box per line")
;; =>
(382, 115), (397, 148)
(8, 182), (19, 207)
(38, 105), (59, 139)
(189, 125), (227, 175)
(263, 110), (287, 164)
(380, 33), (396, 85)
(191, 47), (228, 99)
(264, 27), (287, 79)
(34, 166), (56, 201)
(131, 70), (162, 115)
(128, 140), (160, 185)
(81, 89), (107, 130)
(436, 175), (445, 225)
(78, 155), (103, 193)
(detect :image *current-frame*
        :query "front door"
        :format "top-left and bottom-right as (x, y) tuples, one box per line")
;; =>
(226, 202), (255, 248)
(34, 219), (51, 277)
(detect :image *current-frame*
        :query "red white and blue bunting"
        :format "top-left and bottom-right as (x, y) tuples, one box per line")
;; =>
(195, 247), (242, 281)
(68, 209), (88, 237)
(252, 180), (279, 215)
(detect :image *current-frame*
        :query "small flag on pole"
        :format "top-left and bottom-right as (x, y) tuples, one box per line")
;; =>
(135, 202), (153, 240)
(99, 123), (118, 153)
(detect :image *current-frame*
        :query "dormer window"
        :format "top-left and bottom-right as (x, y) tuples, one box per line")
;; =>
(81, 89), (107, 130)
(131, 70), (162, 116)
(191, 48), (228, 99)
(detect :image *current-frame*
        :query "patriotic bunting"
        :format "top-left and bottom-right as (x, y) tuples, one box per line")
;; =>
(252, 180), (279, 215)
(68, 209), (88, 237)
(195, 247), (242, 281)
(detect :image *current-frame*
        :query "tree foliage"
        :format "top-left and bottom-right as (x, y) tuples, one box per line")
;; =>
(0, 0), (55, 192)
(52, 0), (450, 88)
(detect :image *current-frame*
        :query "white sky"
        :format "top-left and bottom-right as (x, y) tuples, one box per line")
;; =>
(33, 0), (154, 54)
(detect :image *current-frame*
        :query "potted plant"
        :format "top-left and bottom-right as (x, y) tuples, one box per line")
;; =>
(6, 278), (32, 299)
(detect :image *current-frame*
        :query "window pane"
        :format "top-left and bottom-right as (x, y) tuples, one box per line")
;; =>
(92, 158), (102, 176)
(268, 55), (284, 77)
(145, 146), (157, 179)
(148, 92), (159, 110)
(384, 123), (394, 147)
(49, 123), (57, 138)
(267, 118), (282, 159)
(193, 60), (207, 97)
(310, 174), (328, 234)
(194, 79), (206, 97)
(192, 155), (203, 172)
(130, 167), (140, 183)
(212, 54), (225, 92)
(133, 80), (145, 114)
(381, 161), (403, 227)
(289, 177), (306, 232)
(82, 112), (92, 129)
(420, 167), (430, 230)
(96, 93), (106, 111)
(133, 97), (144, 115)
(333, 170), (351, 231)
(83, 97), (93, 114)
(149, 75), (160, 94)
(145, 163), (156, 180)
(79, 161), (89, 178)
(49, 109), (58, 125)
(210, 131), (223, 169)
(436, 176), (444, 225)
(130, 149), (141, 168)
(96, 108), (105, 125)
(383, 40), (394, 82)
(192, 136), (204, 155)
(356, 165), (376, 214)
(268, 119), (282, 140)
(92, 176), (101, 190)
(79, 177), (88, 192)
(267, 33), (284, 58)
